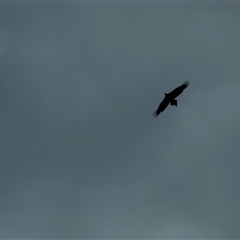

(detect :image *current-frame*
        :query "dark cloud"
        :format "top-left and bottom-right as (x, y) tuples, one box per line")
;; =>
(1, 2), (240, 239)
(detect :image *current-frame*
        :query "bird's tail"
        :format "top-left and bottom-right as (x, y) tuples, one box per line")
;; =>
(170, 99), (178, 106)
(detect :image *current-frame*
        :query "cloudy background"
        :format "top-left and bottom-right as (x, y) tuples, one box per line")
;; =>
(1, 2), (240, 239)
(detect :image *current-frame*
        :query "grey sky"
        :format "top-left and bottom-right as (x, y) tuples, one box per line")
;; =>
(1, 2), (240, 239)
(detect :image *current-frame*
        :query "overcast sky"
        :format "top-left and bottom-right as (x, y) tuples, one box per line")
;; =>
(1, 2), (240, 239)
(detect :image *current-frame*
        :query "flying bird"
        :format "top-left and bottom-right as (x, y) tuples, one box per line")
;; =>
(153, 81), (190, 117)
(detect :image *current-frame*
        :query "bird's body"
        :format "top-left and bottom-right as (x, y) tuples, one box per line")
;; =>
(153, 81), (189, 117)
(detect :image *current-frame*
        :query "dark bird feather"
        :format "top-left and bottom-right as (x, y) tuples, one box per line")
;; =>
(168, 81), (189, 99)
(152, 96), (169, 117)
(153, 80), (189, 117)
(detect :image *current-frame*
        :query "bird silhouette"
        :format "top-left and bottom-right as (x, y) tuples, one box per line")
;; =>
(153, 81), (189, 117)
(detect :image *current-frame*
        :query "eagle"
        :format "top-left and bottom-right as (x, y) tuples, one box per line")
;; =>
(153, 81), (189, 117)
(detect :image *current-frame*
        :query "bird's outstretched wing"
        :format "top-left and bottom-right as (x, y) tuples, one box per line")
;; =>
(152, 96), (169, 117)
(168, 81), (190, 99)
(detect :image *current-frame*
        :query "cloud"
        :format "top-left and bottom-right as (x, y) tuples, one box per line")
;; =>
(1, 3), (240, 239)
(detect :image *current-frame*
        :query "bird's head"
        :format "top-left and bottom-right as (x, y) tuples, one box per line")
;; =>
(164, 93), (168, 96)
